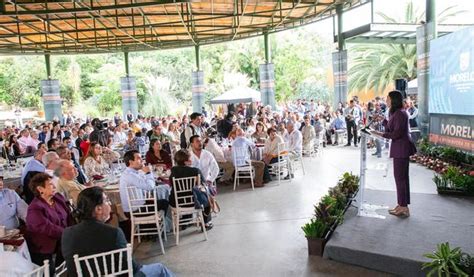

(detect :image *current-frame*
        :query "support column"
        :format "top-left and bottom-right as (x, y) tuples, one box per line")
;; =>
(121, 52), (138, 119)
(41, 53), (62, 122)
(192, 45), (205, 113)
(417, 0), (437, 137)
(332, 4), (348, 110)
(259, 32), (276, 109)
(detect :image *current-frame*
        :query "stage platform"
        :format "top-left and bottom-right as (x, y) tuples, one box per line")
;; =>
(324, 189), (474, 277)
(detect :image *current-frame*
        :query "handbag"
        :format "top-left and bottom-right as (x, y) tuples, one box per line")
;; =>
(208, 195), (221, 214)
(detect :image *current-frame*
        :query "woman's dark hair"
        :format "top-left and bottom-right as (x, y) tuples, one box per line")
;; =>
(148, 139), (160, 154)
(37, 142), (45, 149)
(29, 172), (52, 197)
(174, 149), (190, 166)
(8, 134), (21, 156)
(50, 121), (62, 141)
(75, 186), (105, 221)
(388, 90), (404, 114)
(85, 142), (100, 159)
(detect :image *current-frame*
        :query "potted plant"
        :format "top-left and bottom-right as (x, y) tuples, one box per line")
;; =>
(422, 242), (470, 276)
(336, 172), (360, 200)
(301, 218), (329, 256)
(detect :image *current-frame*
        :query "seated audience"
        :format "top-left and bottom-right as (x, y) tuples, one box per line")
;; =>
(203, 129), (234, 184)
(57, 146), (88, 185)
(47, 138), (61, 151)
(83, 142), (112, 180)
(17, 129), (35, 154)
(43, 151), (60, 187)
(119, 150), (168, 215)
(301, 116), (316, 153)
(145, 139), (172, 169)
(56, 159), (86, 205)
(0, 175), (28, 229)
(21, 148), (46, 203)
(329, 111), (346, 145)
(112, 125), (127, 146)
(124, 130), (138, 151)
(232, 128), (269, 186)
(26, 173), (71, 273)
(62, 187), (174, 277)
(262, 128), (284, 165)
(189, 135), (219, 185)
(29, 130), (41, 150)
(7, 134), (21, 157)
(169, 149), (212, 230)
(251, 122), (268, 143)
(285, 121), (303, 156)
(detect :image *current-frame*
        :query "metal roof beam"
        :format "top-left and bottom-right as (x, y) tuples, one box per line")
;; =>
(0, 0), (191, 15)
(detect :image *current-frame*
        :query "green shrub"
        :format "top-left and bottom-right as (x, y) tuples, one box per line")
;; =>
(422, 242), (470, 277)
(301, 218), (329, 239)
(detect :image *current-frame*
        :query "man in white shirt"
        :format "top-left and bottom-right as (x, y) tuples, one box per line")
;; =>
(204, 135), (234, 184)
(0, 176), (28, 229)
(184, 113), (205, 148)
(119, 150), (169, 214)
(189, 135), (219, 185)
(285, 121), (302, 156)
(232, 128), (268, 186)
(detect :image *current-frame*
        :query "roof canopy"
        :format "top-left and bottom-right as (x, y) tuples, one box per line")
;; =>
(210, 86), (260, 104)
(0, 0), (361, 55)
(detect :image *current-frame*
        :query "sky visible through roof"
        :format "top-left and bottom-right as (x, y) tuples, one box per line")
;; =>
(305, 0), (474, 39)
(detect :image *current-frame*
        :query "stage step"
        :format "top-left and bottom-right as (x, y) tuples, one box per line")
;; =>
(324, 189), (474, 277)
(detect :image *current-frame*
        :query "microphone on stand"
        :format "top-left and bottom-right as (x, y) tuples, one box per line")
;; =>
(361, 115), (379, 135)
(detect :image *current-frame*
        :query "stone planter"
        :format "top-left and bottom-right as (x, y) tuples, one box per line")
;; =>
(306, 236), (327, 256)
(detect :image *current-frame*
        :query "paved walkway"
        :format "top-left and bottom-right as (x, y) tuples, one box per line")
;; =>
(135, 145), (436, 276)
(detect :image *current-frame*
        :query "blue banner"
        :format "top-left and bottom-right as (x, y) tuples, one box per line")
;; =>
(429, 26), (474, 116)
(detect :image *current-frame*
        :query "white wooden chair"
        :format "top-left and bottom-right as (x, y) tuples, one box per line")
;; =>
(171, 175), (208, 245)
(23, 260), (50, 277)
(126, 186), (167, 254)
(232, 146), (255, 190)
(314, 134), (324, 156)
(268, 142), (291, 185)
(289, 149), (305, 175)
(73, 244), (133, 277)
(55, 261), (67, 277)
(302, 139), (316, 158)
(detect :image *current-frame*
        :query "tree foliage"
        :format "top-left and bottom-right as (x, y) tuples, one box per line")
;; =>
(0, 27), (333, 116)
(348, 1), (464, 95)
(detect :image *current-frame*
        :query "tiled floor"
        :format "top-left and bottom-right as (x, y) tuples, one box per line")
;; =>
(134, 145), (435, 276)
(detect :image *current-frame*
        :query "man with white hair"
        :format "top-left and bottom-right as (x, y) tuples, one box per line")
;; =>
(55, 159), (85, 205)
(285, 121), (303, 156)
(285, 121), (303, 179)
(42, 151), (60, 187)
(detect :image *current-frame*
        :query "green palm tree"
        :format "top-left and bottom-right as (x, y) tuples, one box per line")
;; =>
(348, 1), (464, 95)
